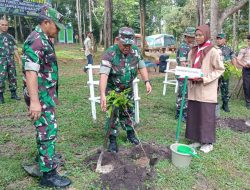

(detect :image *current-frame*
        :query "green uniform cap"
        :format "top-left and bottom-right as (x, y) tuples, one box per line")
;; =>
(183, 27), (195, 37)
(118, 27), (135, 45)
(39, 5), (64, 30)
(217, 33), (226, 39)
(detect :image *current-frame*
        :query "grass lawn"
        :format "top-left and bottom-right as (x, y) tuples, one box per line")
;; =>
(0, 44), (250, 190)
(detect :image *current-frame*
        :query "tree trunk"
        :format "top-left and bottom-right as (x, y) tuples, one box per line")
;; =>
(88, 0), (92, 31)
(99, 25), (103, 46)
(76, 0), (83, 46)
(18, 16), (24, 42)
(25, 18), (33, 33)
(139, 0), (146, 55)
(14, 16), (18, 43)
(210, 0), (219, 43)
(232, 10), (238, 52)
(218, 0), (248, 33)
(83, 3), (86, 39)
(210, 0), (248, 42)
(104, 0), (113, 49)
(197, 0), (205, 25)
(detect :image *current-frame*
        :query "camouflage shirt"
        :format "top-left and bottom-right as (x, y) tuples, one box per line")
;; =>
(22, 25), (59, 107)
(218, 44), (235, 62)
(100, 44), (145, 92)
(0, 32), (17, 57)
(176, 41), (191, 66)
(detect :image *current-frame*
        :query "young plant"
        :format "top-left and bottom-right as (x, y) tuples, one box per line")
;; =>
(223, 61), (241, 80)
(106, 88), (133, 118)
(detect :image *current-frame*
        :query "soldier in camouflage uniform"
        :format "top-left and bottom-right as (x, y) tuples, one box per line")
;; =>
(0, 19), (22, 104)
(175, 27), (195, 122)
(22, 6), (71, 188)
(216, 33), (237, 112)
(99, 27), (152, 153)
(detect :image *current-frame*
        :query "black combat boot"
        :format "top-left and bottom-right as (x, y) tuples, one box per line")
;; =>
(0, 92), (4, 104)
(108, 135), (118, 153)
(10, 90), (21, 100)
(40, 169), (71, 188)
(222, 101), (230, 112)
(127, 130), (139, 145)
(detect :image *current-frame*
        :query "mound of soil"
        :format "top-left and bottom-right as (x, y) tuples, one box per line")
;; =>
(217, 118), (250, 133)
(84, 143), (171, 190)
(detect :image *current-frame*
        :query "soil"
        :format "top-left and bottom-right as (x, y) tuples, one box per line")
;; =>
(84, 143), (171, 190)
(217, 118), (250, 133)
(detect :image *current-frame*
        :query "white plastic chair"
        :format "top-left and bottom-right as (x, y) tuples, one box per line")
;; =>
(162, 59), (178, 96)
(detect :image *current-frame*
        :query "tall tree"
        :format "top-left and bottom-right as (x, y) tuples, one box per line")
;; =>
(210, 0), (248, 41)
(89, 0), (93, 31)
(18, 16), (24, 42)
(104, 0), (113, 49)
(76, 0), (83, 46)
(139, 0), (146, 55)
(83, 3), (87, 39)
(14, 16), (18, 42)
(197, 0), (205, 25)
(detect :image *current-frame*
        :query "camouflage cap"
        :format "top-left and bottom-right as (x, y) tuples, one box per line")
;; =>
(118, 27), (135, 45)
(38, 5), (64, 30)
(217, 33), (226, 39)
(183, 27), (195, 37)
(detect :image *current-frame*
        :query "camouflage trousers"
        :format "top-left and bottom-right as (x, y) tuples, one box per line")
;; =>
(176, 80), (188, 119)
(34, 107), (58, 172)
(219, 76), (229, 102)
(105, 103), (135, 137)
(0, 56), (17, 93)
(24, 89), (58, 172)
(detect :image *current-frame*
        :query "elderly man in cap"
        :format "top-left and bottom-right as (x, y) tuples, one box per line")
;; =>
(175, 27), (195, 122)
(99, 27), (152, 153)
(216, 33), (237, 112)
(22, 6), (71, 188)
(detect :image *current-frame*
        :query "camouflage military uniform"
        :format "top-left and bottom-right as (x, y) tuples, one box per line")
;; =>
(0, 32), (18, 93)
(22, 25), (59, 172)
(218, 44), (235, 103)
(175, 41), (191, 120)
(100, 44), (145, 136)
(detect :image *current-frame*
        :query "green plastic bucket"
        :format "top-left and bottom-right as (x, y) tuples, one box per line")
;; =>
(170, 143), (194, 168)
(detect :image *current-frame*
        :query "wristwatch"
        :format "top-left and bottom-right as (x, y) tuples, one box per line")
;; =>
(144, 80), (151, 85)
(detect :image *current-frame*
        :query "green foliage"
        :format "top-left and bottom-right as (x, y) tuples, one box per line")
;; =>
(106, 89), (133, 117)
(223, 62), (242, 80)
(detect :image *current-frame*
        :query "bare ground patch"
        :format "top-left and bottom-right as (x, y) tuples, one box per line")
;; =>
(84, 143), (171, 190)
(217, 118), (250, 133)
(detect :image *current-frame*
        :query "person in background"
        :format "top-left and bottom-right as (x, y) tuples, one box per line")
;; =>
(83, 31), (94, 72)
(237, 35), (250, 109)
(22, 5), (71, 188)
(186, 24), (225, 153)
(99, 27), (152, 153)
(0, 19), (22, 104)
(175, 27), (195, 122)
(216, 33), (237, 112)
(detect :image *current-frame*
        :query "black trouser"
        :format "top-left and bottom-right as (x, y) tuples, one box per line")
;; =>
(242, 68), (250, 104)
